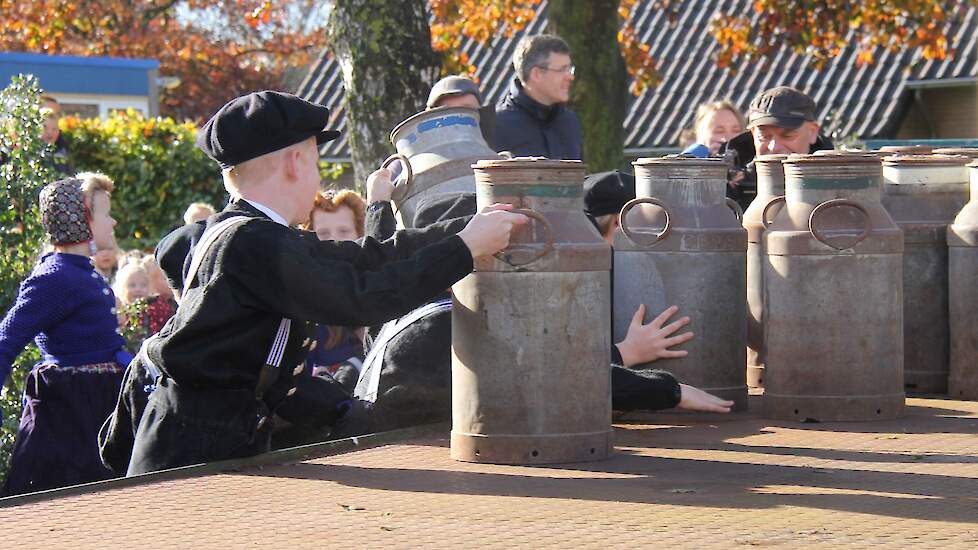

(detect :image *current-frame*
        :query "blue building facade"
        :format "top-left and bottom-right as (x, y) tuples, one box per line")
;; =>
(0, 52), (160, 118)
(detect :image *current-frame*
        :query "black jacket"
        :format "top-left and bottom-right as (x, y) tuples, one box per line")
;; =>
(493, 78), (583, 160)
(126, 199), (472, 474)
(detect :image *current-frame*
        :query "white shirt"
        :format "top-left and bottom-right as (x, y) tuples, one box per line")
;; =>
(240, 198), (288, 227)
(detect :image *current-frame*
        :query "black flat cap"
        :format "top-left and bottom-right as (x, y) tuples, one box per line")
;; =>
(197, 90), (341, 169)
(583, 170), (636, 221)
(747, 86), (816, 129)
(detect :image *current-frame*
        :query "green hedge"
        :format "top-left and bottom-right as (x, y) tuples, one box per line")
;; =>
(61, 110), (226, 250)
(0, 75), (55, 480)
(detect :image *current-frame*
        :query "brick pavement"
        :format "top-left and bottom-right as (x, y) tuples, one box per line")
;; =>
(1, 396), (976, 548)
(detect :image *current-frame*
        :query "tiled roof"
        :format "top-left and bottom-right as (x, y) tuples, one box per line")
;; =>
(295, 0), (978, 159)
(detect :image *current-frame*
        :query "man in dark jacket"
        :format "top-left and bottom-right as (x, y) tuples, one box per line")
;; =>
(493, 34), (582, 160)
(721, 86), (834, 209)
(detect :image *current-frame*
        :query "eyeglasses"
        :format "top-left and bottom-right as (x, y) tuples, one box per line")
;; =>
(537, 64), (576, 76)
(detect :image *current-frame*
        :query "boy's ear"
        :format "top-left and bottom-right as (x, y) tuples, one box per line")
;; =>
(283, 147), (301, 181)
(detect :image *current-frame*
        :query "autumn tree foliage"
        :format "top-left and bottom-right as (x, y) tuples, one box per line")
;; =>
(0, 0), (328, 120)
(430, 0), (664, 96)
(710, 0), (976, 69)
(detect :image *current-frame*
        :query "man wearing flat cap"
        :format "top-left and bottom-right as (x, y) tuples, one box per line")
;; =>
(123, 90), (527, 474)
(427, 75), (482, 110)
(721, 86), (834, 208)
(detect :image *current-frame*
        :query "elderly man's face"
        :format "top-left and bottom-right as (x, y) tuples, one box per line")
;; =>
(751, 122), (819, 155)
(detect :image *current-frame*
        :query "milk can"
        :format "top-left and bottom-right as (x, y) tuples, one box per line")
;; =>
(763, 154), (905, 421)
(613, 157), (748, 410)
(744, 154), (787, 389)
(388, 106), (501, 227)
(881, 154), (970, 393)
(948, 161), (978, 400)
(451, 158), (613, 464)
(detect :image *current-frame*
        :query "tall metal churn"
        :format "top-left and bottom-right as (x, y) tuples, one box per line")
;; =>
(744, 154), (787, 389)
(613, 157), (748, 410)
(948, 161), (978, 400)
(762, 154), (905, 421)
(388, 106), (501, 227)
(451, 158), (613, 464)
(881, 154), (970, 393)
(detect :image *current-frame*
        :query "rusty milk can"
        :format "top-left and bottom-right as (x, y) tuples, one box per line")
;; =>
(451, 158), (613, 464)
(762, 154), (905, 421)
(744, 154), (787, 389)
(948, 161), (978, 400)
(881, 154), (970, 393)
(388, 106), (501, 227)
(613, 157), (748, 410)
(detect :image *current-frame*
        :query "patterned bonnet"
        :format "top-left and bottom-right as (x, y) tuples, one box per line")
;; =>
(39, 177), (92, 245)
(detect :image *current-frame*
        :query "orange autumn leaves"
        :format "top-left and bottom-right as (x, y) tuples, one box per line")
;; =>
(0, 0), (327, 120)
(709, 0), (969, 70)
(430, 0), (542, 77)
(429, 0), (663, 95)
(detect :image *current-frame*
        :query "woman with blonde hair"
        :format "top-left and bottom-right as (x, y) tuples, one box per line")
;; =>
(682, 100), (746, 157)
(0, 172), (131, 495)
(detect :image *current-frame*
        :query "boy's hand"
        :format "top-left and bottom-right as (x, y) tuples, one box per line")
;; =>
(677, 384), (734, 413)
(615, 304), (693, 367)
(366, 168), (394, 203)
(457, 204), (529, 258)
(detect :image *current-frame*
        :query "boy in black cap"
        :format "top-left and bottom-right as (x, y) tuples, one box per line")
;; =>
(721, 86), (834, 207)
(124, 91), (527, 474)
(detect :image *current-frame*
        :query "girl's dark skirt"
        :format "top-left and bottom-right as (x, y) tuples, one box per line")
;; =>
(2, 361), (124, 496)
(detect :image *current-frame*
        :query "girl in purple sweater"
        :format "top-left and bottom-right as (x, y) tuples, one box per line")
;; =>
(0, 173), (131, 495)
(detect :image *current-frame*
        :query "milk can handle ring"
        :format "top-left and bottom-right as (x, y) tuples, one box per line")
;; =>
(726, 198), (744, 223)
(760, 196), (786, 229)
(493, 208), (554, 267)
(808, 198), (872, 250)
(618, 197), (672, 247)
(382, 153), (413, 191)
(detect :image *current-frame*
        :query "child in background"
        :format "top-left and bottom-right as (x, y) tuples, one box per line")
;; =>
(92, 247), (119, 281)
(299, 189), (368, 391)
(112, 262), (151, 351)
(139, 256), (178, 331)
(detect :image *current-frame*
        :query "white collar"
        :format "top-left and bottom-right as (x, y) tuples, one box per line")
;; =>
(241, 199), (289, 227)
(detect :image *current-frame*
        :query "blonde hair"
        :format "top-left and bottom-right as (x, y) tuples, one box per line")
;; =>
(183, 202), (216, 224)
(117, 249), (146, 270)
(75, 172), (114, 202)
(113, 262), (149, 305)
(221, 138), (316, 193)
(693, 100), (745, 138)
(301, 189), (367, 237)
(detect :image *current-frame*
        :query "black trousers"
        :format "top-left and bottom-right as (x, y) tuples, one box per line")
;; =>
(127, 377), (272, 476)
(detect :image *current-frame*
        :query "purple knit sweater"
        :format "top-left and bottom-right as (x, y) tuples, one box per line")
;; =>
(0, 252), (126, 385)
